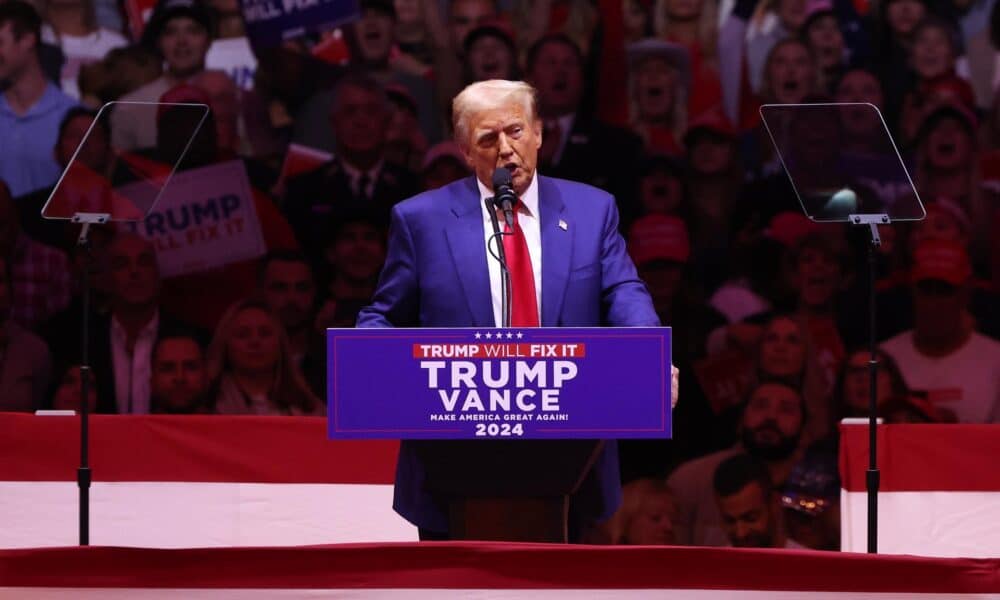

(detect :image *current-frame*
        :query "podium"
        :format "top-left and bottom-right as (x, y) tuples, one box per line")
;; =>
(413, 440), (602, 542)
(327, 327), (672, 542)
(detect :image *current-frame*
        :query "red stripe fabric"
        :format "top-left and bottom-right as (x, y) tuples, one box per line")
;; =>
(1, 543), (1000, 591)
(0, 414), (398, 484)
(840, 424), (1000, 492)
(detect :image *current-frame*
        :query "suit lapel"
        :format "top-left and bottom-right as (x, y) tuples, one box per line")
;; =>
(445, 177), (494, 327)
(538, 177), (571, 327)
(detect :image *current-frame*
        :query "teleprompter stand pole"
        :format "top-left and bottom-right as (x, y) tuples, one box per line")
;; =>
(849, 212), (890, 554)
(72, 212), (109, 546)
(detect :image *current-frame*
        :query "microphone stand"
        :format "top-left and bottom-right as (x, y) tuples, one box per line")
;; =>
(485, 197), (512, 328)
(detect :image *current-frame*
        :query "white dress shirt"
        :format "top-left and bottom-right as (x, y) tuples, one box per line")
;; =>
(110, 310), (159, 415)
(549, 113), (575, 166)
(341, 159), (383, 199)
(477, 174), (543, 327)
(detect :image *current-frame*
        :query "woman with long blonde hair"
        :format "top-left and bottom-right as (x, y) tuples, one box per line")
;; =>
(627, 39), (690, 154)
(650, 0), (724, 137)
(206, 298), (323, 416)
(653, 0), (718, 65)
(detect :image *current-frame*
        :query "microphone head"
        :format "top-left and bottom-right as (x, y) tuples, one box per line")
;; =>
(492, 167), (512, 190)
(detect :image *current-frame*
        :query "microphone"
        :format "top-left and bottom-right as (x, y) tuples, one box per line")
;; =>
(491, 167), (517, 229)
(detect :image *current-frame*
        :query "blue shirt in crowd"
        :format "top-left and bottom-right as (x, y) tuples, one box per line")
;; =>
(0, 83), (77, 198)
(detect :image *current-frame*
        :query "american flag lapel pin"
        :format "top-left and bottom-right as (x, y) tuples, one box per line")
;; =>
(558, 219), (568, 231)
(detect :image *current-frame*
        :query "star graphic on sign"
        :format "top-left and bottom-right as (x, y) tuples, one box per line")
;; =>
(506, 332), (514, 339)
(516, 332), (524, 339)
(485, 332), (493, 339)
(474, 332), (481, 339)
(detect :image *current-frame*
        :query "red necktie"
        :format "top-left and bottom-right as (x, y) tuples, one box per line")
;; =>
(502, 202), (540, 327)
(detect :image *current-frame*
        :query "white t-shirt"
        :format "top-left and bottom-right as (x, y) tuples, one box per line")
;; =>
(42, 27), (128, 100)
(205, 37), (258, 91)
(881, 330), (1000, 424)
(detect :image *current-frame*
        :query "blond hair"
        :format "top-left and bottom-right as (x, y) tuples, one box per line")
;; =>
(599, 478), (677, 544)
(205, 297), (320, 415)
(653, 0), (719, 63)
(452, 79), (539, 148)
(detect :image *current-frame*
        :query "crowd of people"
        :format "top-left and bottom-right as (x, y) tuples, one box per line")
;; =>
(0, 0), (998, 551)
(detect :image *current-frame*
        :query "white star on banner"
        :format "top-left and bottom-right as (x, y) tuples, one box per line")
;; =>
(506, 332), (514, 339)
(516, 332), (524, 339)
(474, 332), (481, 339)
(485, 332), (493, 339)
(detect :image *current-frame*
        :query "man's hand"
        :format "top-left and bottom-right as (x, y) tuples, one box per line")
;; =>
(671, 364), (679, 410)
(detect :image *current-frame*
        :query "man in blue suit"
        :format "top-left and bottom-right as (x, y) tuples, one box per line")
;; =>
(357, 79), (677, 540)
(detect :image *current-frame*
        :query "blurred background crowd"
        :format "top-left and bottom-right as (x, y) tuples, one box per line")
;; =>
(0, 0), (998, 551)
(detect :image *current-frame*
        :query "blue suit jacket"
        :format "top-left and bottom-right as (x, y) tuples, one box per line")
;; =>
(357, 175), (659, 532)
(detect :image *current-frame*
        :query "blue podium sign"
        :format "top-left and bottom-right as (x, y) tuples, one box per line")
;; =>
(327, 327), (672, 440)
(239, 0), (360, 49)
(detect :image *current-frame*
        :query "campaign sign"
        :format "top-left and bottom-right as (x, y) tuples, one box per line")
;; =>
(121, 160), (267, 278)
(327, 327), (672, 440)
(239, 0), (361, 49)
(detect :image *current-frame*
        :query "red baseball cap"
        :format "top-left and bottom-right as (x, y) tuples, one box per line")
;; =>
(157, 83), (211, 121)
(628, 214), (690, 265)
(765, 211), (820, 248)
(910, 239), (972, 285)
(921, 75), (976, 112)
(684, 105), (737, 145)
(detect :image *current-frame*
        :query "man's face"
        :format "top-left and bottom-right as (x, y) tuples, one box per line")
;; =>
(718, 482), (777, 548)
(352, 9), (394, 64)
(913, 279), (966, 340)
(449, 0), (495, 51)
(158, 16), (210, 79)
(461, 99), (542, 196)
(887, 0), (926, 37)
(0, 22), (35, 82)
(805, 14), (844, 69)
(327, 222), (386, 284)
(331, 85), (389, 159)
(835, 72), (884, 138)
(57, 115), (110, 172)
(793, 246), (842, 310)
(152, 338), (207, 413)
(766, 42), (812, 104)
(528, 40), (583, 117)
(466, 34), (514, 81)
(689, 134), (735, 175)
(108, 235), (160, 308)
(912, 26), (953, 80)
(262, 259), (316, 332)
(741, 382), (804, 460)
(835, 70), (884, 106)
(924, 117), (972, 171)
(777, 0), (807, 31)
